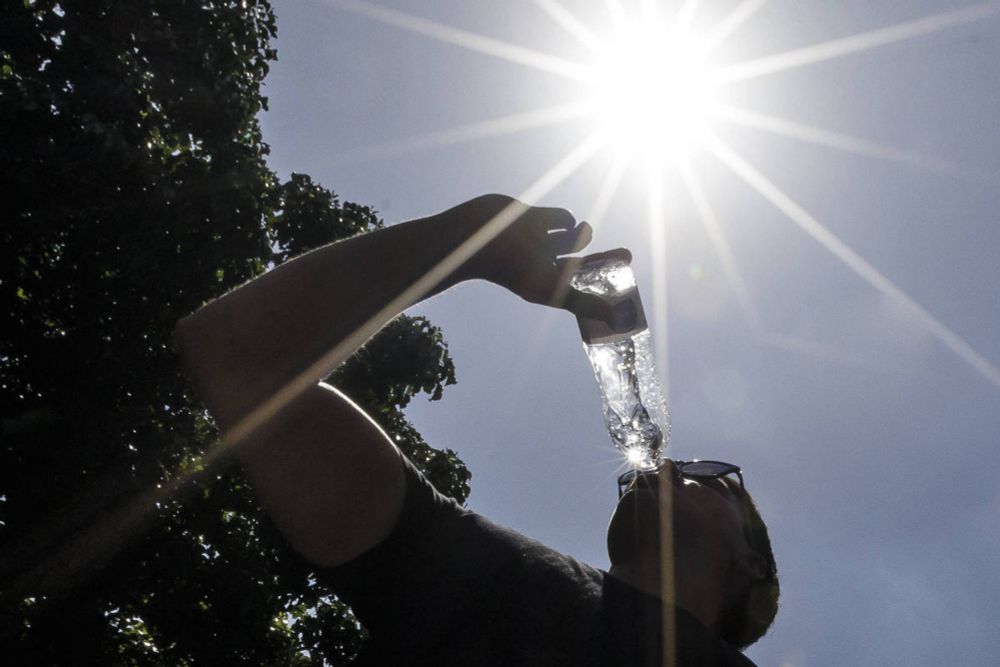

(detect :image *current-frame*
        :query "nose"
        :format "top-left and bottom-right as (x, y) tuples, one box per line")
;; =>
(660, 459), (683, 486)
(661, 459), (679, 474)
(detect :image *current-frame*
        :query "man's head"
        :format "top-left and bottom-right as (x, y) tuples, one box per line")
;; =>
(606, 460), (779, 649)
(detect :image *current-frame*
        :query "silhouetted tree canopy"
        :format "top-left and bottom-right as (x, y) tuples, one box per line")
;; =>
(0, 1), (468, 663)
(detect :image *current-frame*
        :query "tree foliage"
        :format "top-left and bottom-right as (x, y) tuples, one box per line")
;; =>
(0, 1), (468, 663)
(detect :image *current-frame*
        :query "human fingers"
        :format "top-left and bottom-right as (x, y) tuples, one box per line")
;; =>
(555, 247), (633, 274)
(548, 221), (593, 256)
(526, 204), (576, 231)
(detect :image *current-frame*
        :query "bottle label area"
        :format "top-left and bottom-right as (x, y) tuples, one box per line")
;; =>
(571, 257), (647, 344)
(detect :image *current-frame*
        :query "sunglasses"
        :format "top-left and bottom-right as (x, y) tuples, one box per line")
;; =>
(617, 460), (745, 498)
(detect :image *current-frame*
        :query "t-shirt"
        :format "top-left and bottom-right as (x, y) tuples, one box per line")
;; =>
(318, 455), (757, 666)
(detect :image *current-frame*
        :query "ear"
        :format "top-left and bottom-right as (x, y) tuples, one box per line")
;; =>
(737, 551), (769, 582)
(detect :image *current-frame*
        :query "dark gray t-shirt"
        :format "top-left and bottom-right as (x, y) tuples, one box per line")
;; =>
(318, 456), (756, 666)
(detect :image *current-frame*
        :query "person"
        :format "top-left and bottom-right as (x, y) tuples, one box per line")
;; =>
(175, 194), (779, 665)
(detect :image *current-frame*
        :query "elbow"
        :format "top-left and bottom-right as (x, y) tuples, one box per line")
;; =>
(173, 311), (236, 420)
(173, 309), (271, 431)
(173, 312), (207, 385)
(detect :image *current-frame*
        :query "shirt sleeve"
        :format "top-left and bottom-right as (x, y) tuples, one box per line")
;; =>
(314, 455), (753, 666)
(316, 453), (473, 630)
(315, 453), (605, 665)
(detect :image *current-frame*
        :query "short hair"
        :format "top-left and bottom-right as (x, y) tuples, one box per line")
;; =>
(606, 474), (779, 649)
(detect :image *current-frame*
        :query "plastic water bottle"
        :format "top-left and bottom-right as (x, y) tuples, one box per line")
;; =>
(572, 256), (670, 469)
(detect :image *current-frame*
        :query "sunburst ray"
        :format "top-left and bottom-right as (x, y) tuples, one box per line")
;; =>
(604, 0), (628, 30)
(705, 134), (1000, 389)
(678, 156), (866, 363)
(713, 105), (978, 179)
(327, 0), (590, 81)
(330, 103), (589, 164)
(676, 155), (763, 330)
(585, 149), (629, 231)
(703, 0), (770, 53)
(717, 1), (1000, 83)
(673, 0), (702, 30)
(533, 0), (602, 51)
(646, 160), (672, 405)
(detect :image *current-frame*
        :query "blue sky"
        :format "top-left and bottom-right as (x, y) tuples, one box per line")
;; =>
(259, 2), (1000, 664)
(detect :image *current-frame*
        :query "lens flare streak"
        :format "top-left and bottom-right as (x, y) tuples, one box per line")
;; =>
(533, 0), (602, 50)
(678, 154), (867, 364)
(713, 105), (975, 179)
(327, 0), (591, 81)
(705, 134), (1000, 389)
(676, 155), (764, 330)
(585, 150), (629, 231)
(716, 1), (1000, 83)
(703, 0), (770, 53)
(329, 103), (589, 164)
(672, 0), (701, 29)
(646, 163), (672, 405)
(603, 0), (628, 31)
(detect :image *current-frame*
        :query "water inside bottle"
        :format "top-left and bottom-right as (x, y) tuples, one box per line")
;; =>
(584, 330), (668, 469)
(573, 256), (670, 468)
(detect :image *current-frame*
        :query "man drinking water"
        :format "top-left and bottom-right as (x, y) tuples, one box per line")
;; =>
(175, 194), (778, 665)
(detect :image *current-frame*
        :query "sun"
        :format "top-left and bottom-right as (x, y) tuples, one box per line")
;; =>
(584, 21), (721, 159)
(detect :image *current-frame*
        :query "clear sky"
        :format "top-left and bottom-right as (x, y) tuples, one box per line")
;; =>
(258, 2), (1000, 664)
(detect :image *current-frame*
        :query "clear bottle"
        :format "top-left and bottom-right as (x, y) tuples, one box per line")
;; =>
(572, 256), (670, 469)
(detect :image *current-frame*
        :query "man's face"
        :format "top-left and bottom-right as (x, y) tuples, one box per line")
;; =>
(666, 468), (751, 581)
(621, 461), (758, 628)
(609, 463), (770, 634)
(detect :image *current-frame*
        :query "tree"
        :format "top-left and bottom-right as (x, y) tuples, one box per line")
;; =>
(0, 1), (468, 663)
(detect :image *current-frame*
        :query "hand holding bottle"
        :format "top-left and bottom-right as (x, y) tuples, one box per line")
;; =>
(439, 194), (630, 321)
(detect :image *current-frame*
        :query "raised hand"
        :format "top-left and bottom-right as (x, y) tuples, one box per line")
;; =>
(441, 194), (631, 322)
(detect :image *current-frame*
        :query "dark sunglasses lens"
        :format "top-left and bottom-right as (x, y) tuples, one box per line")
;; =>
(618, 468), (661, 495)
(618, 470), (638, 487)
(680, 461), (735, 477)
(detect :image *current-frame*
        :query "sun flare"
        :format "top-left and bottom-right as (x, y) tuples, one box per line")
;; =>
(324, 0), (1000, 390)
(585, 22), (720, 158)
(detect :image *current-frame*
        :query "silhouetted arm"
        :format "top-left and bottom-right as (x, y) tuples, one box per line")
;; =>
(175, 194), (622, 566)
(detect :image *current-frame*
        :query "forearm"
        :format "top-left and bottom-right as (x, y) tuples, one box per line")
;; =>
(173, 209), (479, 567)
(175, 208), (477, 430)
